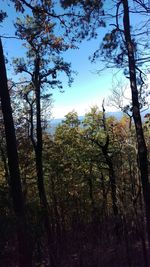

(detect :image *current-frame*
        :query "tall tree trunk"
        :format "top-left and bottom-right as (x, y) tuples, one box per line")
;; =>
(88, 162), (95, 216)
(100, 172), (108, 217)
(0, 39), (32, 267)
(34, 56), (56, 267)
(122, 0), (150, 247)
(102, 101), (118, 216)
(0, 142), (10, 185)
(102, 146), (118, 216)
(92, 136), (118, 216)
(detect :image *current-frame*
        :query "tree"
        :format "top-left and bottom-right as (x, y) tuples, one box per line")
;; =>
(13, 8), (72, 266)
(83, 105), (118, 216)
(121, 0), (150, 247)
(1, 1), (150, 265)
(60, 0), (150, 246)
(0, 38), (32, 267)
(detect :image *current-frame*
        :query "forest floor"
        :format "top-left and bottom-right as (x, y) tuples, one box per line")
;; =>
(0, 223), (149, 267)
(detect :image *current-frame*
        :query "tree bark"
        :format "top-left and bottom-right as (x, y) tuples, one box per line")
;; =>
(33, 56), (56, 267)
(102, 143), (118, 216)
(0, 142), (10, 185)
(122, 0), (150, 248)
(0, 38), (32, 267)
(102, 101), (118, 216)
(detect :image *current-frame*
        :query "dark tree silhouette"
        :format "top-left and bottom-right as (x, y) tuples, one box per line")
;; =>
(0, 38), (32, 267)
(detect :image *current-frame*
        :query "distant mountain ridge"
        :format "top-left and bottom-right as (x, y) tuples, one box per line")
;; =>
(47, 109), (150, 134)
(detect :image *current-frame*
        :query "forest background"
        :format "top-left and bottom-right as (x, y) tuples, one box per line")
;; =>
(0, 1), (150, 267)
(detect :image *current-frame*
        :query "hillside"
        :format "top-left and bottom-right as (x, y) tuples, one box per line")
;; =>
(47, 109), (150, 134)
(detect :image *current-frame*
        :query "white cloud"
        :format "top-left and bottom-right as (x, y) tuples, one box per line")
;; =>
(52, 74), (150, 119)
(52, 96), (118, 118)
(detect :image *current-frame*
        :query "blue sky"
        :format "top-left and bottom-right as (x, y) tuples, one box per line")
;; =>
(52, 37), (118, 118)
(0, 1), (132, 118)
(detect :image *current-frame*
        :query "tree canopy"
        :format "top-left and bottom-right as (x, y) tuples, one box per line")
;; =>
(0, 1), (150, 267)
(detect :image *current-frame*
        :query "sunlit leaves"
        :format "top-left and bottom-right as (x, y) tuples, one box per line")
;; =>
(62, 111), (80, 127)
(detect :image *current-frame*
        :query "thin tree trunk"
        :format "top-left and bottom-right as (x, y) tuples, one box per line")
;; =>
(102, 102), (118, 216)
(34, 56), (56, 267)
(88, 162), (95, 218)
(100, 172), (108, 217)
(0, 142), (10, 185)
(91, 139), (118, 216)
(109, 164), (118, 216)
(0, 38), (32, 267)
(92, 136), (118, 216)
(122, 0), (150, 248)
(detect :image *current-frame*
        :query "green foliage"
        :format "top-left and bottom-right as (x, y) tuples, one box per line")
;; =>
(62, 110), (80, 127)
(12, 1), (74, 88)
(0, 1), (150, 265)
